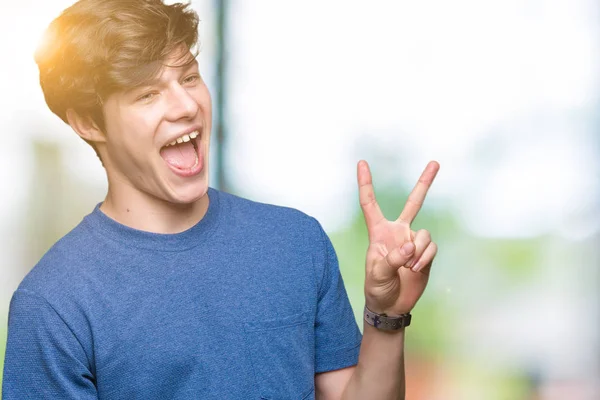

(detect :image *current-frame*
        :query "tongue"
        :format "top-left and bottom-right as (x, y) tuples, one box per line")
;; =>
(160, 141), (197, 169)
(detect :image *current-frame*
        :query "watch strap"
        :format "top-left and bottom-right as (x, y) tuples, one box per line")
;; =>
(364, 306), (411, 331)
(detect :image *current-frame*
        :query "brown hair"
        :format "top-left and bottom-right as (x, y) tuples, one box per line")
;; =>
(35, 0), (200, 133)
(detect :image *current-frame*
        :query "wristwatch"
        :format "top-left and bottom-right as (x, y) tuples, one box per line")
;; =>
(364, 306), (411, 331)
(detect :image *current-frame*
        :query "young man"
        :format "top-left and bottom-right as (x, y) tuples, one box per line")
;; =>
(2, 0), (439, 399)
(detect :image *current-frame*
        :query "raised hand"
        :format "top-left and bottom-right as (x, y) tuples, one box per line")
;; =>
(357, 160), (440, 316)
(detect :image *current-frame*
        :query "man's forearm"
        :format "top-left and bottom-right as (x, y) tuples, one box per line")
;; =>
(341, 323), (406, 400)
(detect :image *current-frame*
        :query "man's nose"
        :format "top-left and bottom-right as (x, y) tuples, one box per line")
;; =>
(164, 84), (198, 121)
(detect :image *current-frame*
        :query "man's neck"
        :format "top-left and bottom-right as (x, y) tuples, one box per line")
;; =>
(99, 186), (210, 234)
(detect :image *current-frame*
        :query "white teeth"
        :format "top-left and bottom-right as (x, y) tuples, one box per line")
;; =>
(165, 130), (200, 147)
(193, 146), (199, 167)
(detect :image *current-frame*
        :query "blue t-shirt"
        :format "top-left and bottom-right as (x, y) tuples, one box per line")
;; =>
(2, 188), (362, 399)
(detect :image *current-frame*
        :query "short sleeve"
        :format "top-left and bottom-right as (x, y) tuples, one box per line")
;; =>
(2, 289), (98, 399)
(312, 220), (362, 373)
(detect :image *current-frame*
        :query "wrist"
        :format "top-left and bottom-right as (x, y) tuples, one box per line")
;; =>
(364, 299), (412, 316)
(364, 305), (412, 331)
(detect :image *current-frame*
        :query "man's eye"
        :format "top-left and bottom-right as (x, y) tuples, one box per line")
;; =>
(183, 74), (200, 84)
(137, 92), (157, 102)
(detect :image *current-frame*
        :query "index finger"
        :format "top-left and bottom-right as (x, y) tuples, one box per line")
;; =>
(357, 160), (385, 234)
(398, 161), (440, 224)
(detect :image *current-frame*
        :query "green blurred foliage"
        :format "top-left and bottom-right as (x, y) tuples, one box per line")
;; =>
(475, 238), (544, 280)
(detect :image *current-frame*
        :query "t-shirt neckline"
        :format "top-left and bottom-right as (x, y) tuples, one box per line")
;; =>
(84, 187), (221, 252)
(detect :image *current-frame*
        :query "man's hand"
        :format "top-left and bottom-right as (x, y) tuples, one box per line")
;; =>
(357, 160), (440, 316)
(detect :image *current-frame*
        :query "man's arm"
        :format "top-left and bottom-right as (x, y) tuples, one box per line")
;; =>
(315, 365), (356, 399)
(315, 315), (407, 400)
(315, 160), (440, 400)
(2, 289), (98, 399)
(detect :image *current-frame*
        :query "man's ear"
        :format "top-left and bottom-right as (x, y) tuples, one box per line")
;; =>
(66, 108), (107, 144)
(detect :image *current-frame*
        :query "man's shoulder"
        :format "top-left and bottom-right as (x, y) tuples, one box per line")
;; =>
(17, 215), (99, 300)
(218, 189), (324, 239)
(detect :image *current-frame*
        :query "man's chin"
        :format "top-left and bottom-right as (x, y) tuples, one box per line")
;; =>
(166, 181), (209, 206)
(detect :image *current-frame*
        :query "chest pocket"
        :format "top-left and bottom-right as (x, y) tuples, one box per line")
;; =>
(243, 311), (315, 400)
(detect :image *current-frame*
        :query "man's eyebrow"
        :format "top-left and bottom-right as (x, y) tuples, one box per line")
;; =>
(185, 59), (199, 69)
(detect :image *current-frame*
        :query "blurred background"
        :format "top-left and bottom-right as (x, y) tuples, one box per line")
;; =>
(1, 0), (599, 398)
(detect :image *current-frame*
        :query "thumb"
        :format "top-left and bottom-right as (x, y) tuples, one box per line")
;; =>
(385, 242), (415, 272)
(373, 242), (415, 283)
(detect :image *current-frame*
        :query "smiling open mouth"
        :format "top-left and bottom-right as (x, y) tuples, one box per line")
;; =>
(159, 130), (200, 171)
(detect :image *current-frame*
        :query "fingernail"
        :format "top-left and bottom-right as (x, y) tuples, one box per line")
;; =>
(412, 262), (421, 272)
(402, 242), (415, 255)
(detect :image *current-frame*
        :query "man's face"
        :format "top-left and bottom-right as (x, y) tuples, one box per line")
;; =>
(99, 50), (212, 205)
